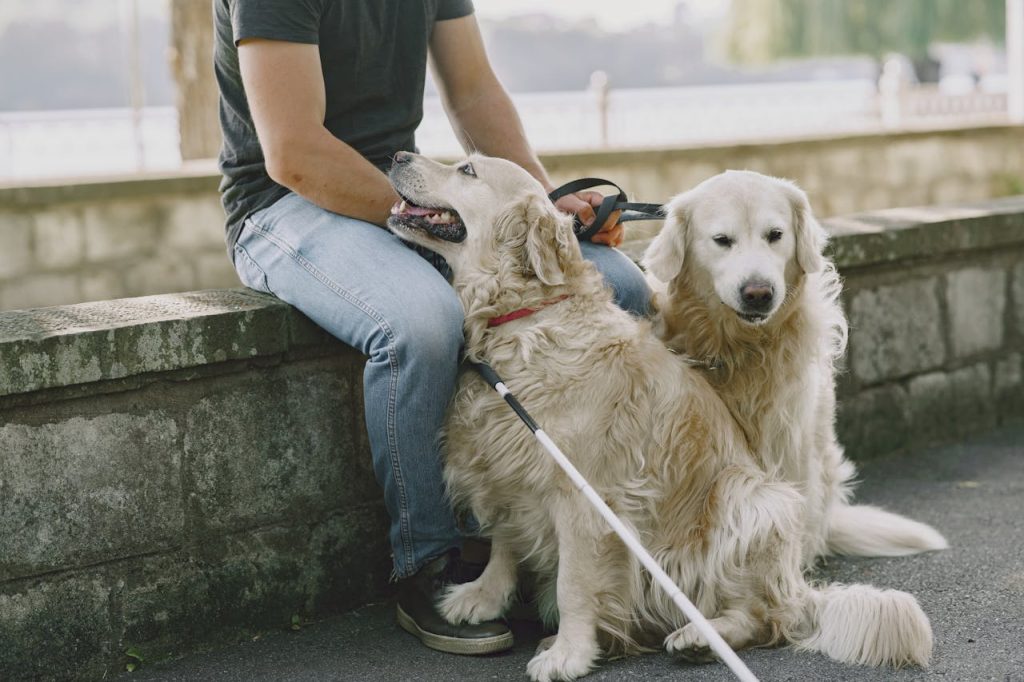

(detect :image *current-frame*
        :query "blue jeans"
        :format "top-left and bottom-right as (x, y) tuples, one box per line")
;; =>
(233, 192), (651, 578)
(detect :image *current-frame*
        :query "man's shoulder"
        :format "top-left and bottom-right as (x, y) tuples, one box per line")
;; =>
(221, 0), (327, 46)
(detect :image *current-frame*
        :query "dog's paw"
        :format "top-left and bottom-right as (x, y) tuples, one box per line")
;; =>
(534, 634), (557, 656)
(438, 580), (510, 625)
(665, 623), (717, 664)
(526, 636), (598, 682)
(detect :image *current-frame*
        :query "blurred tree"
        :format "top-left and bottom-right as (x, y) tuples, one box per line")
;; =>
(724, 0), (1006, 65)
(170, 0), (220, 160)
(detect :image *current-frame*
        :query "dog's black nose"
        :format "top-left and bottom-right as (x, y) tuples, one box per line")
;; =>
(393, 151), (413, 165)
(740, 281), (774, 312)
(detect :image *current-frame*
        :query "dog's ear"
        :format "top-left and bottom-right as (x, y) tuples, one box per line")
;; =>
(498, 193), (579, 286)
(642, 192), (691, 282)
(781, 180), (827, 274)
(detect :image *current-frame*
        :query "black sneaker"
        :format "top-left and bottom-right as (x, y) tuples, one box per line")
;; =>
(396, 552), (514, 655)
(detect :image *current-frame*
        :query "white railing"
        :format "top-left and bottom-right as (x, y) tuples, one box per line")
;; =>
(0, 107), (181, 181)
(901, 87), (1008, 121)
(0, 81), (1012, 182)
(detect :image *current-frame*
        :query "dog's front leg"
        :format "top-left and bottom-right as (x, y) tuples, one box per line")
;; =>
(526, 496), (602, 682)
(439, 533), (518, 624)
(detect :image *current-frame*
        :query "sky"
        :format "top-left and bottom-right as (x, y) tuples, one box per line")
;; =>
(0, 0), (726, 33)
(0, 0), (167, 32)
(475, 0), (727, 31)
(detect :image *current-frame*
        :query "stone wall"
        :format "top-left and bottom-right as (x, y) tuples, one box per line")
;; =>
(0, 291), (390, 681)
(825, 198), (1024, 457)
(2, 125), (1023, 312)
(0, 167), (231, 312)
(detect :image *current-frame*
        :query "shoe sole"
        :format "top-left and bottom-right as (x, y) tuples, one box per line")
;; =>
(396, 604), (514, 655)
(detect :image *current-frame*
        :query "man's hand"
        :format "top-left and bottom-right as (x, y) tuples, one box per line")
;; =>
(431, 16), (624, 248)
(552, 190), (624, 247)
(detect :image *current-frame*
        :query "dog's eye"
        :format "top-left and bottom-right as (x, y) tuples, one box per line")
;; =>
(457, 163), (476, 178)
(712, 235), (733, 248)
(766, 228), (783, 243)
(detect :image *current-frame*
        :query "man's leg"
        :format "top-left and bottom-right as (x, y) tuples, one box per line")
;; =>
(233, 193), (511, 653)
(579, 240), (652, 317)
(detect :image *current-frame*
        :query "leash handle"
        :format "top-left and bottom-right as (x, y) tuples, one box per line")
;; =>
(547, 177), (666, 240)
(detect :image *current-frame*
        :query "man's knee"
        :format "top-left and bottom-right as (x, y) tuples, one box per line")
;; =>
(391, 290), (465, 362)
(613, 270), (653, 318)
(580, 242), (652, 317)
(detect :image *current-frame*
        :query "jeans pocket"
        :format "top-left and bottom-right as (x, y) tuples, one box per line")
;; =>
(233, 235), (272, 295)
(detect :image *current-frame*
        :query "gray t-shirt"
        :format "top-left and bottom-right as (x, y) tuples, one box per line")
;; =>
(214, 0), (475, 257)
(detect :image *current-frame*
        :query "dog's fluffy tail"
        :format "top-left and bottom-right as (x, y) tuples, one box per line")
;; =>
(791, 584), (933, 667)
(827, 503), (948, 557)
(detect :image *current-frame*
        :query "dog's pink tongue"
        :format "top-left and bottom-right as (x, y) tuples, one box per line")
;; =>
(403, 204), (436, 216)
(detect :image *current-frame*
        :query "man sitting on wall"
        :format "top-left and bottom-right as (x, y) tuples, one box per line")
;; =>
(214, 0), (650, 653)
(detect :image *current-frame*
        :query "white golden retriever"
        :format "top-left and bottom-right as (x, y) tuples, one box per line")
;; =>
(642, 170), (948, 569)
(387, 154), (934, 681)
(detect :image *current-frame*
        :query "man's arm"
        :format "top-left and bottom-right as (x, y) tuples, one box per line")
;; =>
(429, 16), (623, 246)
(238, 38), (398, 225)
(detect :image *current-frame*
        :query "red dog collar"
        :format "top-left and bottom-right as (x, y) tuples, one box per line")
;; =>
(487, 295), (572, 328)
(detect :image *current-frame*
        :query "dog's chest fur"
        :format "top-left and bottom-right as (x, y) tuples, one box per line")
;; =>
(444, 301), (653, 521)
(661, 283), (817, 471)
(442, 291), (742, 564)
(654, 269), (849, 563)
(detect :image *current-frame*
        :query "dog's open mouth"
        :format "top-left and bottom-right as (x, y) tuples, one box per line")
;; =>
(737, 311), (768, 324)
(387, 195), (467, 243)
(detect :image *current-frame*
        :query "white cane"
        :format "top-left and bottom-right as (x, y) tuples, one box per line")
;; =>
(471, 361), (759, 682)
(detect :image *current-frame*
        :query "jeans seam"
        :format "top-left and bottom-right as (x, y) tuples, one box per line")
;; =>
(233, 238), (271, 293)
(246, 222), (417, 574)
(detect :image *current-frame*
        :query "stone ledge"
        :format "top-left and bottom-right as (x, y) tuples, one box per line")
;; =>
(824, 195), (1024, 269)
(0, 289), (338, 398)
(0, 162), (220, 208)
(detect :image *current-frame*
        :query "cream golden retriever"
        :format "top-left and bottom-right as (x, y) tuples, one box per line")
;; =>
(386, 153), (933, 681)
(642, 170), (948, 570)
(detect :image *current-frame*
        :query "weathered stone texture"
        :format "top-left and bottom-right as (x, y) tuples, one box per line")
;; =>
(906, 371), (954, 445)
(0, 412), (182, 580)
(122, 257), (197, 297)
(994, 353), (1024, 424)
(825, 198), (1024, 270)
(33, 209), (85, 270)
(946, 267), (1006, 358)
(183, 366), (374, 532)
(0, 573), (114, 681)
(950, 363), (998, 432)
(195, 252), (243, 290)
(908, 363), (994, 445)
(849, 278), (946, 384)
(162, 197), (229, 250)
(836, 383), (910, 460)
(0, 290), (292, 396)
(79, 268), (126, 303)
(82, 200), (162, 263)
(0, 214), (33, 279)
(1013, 262), (1024, 339)
(0, 505), (390, 681)
(120, 507), (389, 663)
(0, 272), (80, 311)
(0, 332), (388, 680)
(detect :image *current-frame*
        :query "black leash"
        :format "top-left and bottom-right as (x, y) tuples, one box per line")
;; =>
(547, 177), (666, 240)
